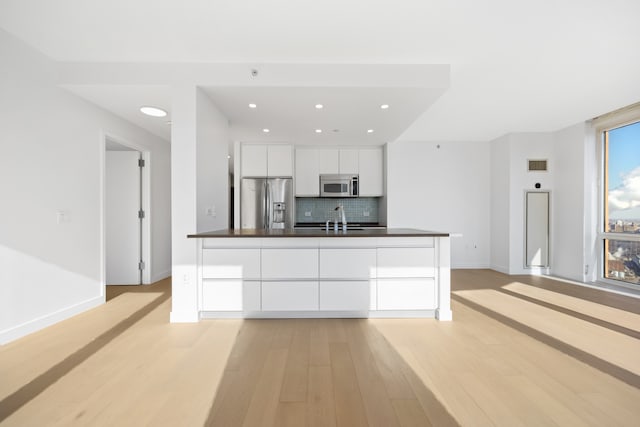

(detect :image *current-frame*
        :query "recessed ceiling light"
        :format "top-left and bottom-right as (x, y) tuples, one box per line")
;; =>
(227, 155), (231, 159)
(263, 128), (270, 133)
(380, 104), (389, 110)
(248, 103), (257, 109)
(140, 106), (167, 117)
(315, 104), (324, 109)
(315, 129), (322, 133)
(367, 129), (374, 133)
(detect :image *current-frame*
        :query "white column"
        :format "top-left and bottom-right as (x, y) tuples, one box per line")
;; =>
(436, 236), (453, 321)
(170, 85), (199, 322)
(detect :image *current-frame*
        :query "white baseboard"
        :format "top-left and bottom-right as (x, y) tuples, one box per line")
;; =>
(0, 296), (104, 345)
(490, 265), (510, 275)
(150, 269), (171, 284)
(451, 263), (490, 269)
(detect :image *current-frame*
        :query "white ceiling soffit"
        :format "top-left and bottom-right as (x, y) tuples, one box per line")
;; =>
(202, 86), (445, 145)
(62, 85), (172, 142)
(2, 0), (640, 142)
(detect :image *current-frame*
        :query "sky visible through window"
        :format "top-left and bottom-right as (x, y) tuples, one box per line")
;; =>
(607, 121), (640, 221)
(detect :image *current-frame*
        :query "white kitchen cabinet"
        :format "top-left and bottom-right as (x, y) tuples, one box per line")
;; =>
(201, 279), (261, 312)
(262, 281), (319, 311)
(261, 248), (318, 279)
(267, 144), (293, 177)
(241, 144), (268, 177)
(339, 149), (359, 174)
(319, 248), (376, 279)
(318, 149), (339, 174)
(195, 234), (450, 319)
(377, 247), (435, 278)
(243, 281), (262, 311)
(241, 143), (292, 177)
(202, 248), (260, 279)
(320, 280), (372, 311)
(295, 148), (320, 196)
(201, 279), (242, 311)
(377, 278), (436, 310)
(358, 147), (384, 196)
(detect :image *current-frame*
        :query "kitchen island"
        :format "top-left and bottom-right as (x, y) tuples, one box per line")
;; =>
(187, 228), (452, 320)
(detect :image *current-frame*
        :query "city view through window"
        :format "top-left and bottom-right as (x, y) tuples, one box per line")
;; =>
(604, 120), (640, 285)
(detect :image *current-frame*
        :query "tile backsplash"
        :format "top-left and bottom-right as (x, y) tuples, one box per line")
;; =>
(296, 197), (379, 223)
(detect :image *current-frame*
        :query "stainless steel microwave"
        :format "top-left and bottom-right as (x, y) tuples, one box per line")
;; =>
(319, 174), (359, 197)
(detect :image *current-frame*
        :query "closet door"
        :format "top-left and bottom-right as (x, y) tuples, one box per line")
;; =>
(525, 191), (549, 267)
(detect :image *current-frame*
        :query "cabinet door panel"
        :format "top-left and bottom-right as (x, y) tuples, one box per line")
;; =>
(320, 280), (372, 311)
(243, 280), (261, 311)
(267, 145), (293, 177)
(377, 247), (435, 278)
(319, 248), (376, 279)
(377, 278), (436, 310)
(202, 249), (261, 279)
(241, 144), (267, 177)
(339, 149), (359, 174)
(262, 281), (319, 311)
(359, 148), (383, 196)
(262, 248), (318, 279)
(295, 148), (319, 196)
(202, 279), (243, 311)
(318, 149), (339, 174)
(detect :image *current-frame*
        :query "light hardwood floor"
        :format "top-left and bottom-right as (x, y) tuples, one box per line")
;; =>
(1, 270), (640, 426)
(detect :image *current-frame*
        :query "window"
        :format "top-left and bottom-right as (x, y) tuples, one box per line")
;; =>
(601, 119), (640, 286)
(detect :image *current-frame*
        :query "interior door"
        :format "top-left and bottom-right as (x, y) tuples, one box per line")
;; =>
(106, 151), (141, 285)
(525, 191), (549, 267)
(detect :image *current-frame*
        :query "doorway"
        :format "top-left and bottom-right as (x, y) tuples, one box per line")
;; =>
(103, 135), (151, 286)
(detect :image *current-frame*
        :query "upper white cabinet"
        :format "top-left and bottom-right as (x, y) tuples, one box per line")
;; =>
(295, 146), (384, 196)
(358, 148), (384, 196)
(267, 144), (294, 177)
(318, 149), (339, 174)
(241, 143), (292, 177)
(295, 148), (320, 196)
(338, 149), (359, 174)
(241, 144), (267, 177)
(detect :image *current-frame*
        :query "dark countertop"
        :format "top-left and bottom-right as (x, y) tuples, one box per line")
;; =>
(187, 228), (449, 238)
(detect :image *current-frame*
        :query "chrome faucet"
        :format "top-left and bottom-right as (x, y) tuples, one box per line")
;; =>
(334, 205), (347, 231)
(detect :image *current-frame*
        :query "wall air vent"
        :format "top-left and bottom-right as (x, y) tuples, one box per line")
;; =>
(528, 159), (548, 172)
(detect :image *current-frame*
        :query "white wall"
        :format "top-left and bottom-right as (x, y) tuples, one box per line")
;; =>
(0, 30), (171, 344)
(552, 123), (589, 281)
(170, 86), (230, 322)
(489, 133), (555, 275)
(507, 133), (555, 274)
(489, 135), (510, 273)
(196, 89), (229, 232)
(387, 140), (490, 268)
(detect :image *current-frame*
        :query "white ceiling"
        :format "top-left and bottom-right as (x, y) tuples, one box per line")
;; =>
(2, 0), (640, 143)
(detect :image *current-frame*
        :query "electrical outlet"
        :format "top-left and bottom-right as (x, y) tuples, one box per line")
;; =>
(56, 210), (69, 224)
(304, 211), (312, 217)
(363, 211), (370, 217)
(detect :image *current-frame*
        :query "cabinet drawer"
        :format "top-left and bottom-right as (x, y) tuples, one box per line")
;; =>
(377, 247), (435, 278)
(320, 280), (373, 311)
(261, 248), (318, 279)
(202, 279), (243, 311)
(261, 281), (319, 311)
(319, 248), (376, 279)
(202, 249), (260, 279)
(377, 278), (436, 310)
(201, 279), (261, 311)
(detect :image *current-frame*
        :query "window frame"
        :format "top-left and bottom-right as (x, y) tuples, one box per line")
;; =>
(594, 103), (640, 289)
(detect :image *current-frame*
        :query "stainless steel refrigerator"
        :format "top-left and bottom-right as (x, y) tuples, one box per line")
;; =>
(241, 178), (294, 229)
